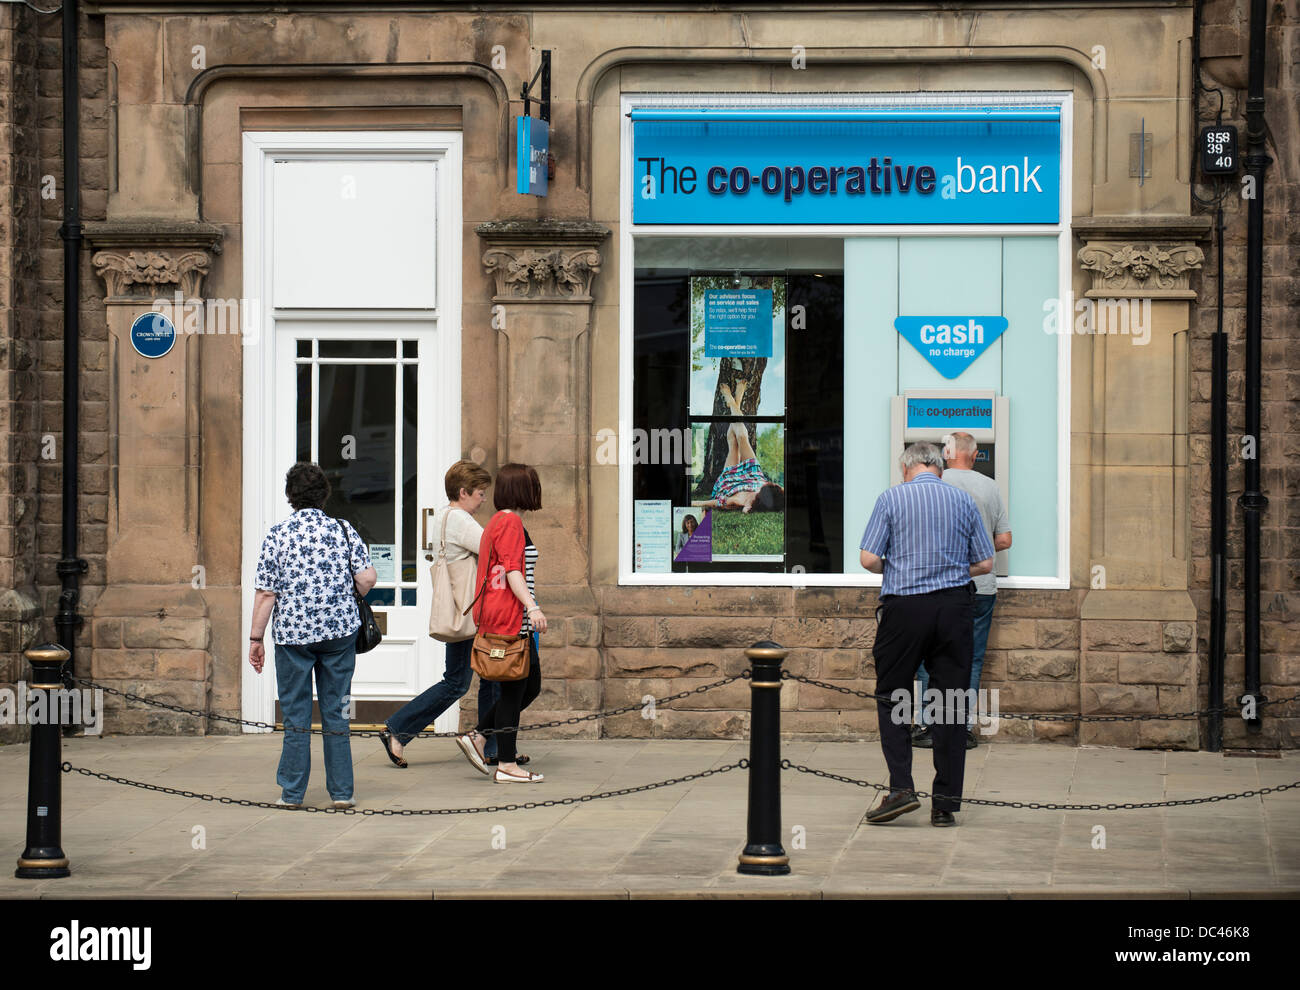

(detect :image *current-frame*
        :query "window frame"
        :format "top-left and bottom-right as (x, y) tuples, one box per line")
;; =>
(618, 91), (1073, 589)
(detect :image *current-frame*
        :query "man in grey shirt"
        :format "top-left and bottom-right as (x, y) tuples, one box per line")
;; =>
(913, 431), (1012, 749)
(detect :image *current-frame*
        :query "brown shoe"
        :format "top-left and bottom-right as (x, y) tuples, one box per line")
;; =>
(864, 789), (920, 825)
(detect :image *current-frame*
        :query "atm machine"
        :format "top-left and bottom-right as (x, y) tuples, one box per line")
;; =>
(889, 388), (1009, 577)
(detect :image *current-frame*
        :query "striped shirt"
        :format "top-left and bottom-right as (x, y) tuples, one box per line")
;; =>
(520, 529), (539, 634)
(859, 472), (995, 597)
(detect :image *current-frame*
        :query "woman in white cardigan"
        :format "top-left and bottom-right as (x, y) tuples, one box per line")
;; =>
(379, 460), (491, 767)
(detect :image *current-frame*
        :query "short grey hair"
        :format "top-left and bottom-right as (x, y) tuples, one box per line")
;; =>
(900, 441), (944, 473)
(943, 432), (978, 459)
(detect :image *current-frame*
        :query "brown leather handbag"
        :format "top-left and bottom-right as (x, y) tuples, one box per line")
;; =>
(463, 546), (531, 682)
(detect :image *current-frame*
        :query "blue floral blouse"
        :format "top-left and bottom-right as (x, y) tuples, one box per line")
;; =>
(255, 508), (372, 645)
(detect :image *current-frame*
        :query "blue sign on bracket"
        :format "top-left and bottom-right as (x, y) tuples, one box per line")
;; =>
(130, 312), (176, 359)
(516, 116), (549, 196)
(894, 316), (1008, 379)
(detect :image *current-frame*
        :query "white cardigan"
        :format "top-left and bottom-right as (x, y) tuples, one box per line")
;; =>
(430, 505), (485, 563)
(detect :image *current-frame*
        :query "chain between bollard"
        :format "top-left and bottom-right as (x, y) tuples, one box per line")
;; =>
(781, 671), (1300, 722)
(60, 761), (746, 814)
(69, 672), (749, 738)
(780, 760), (1300, 810)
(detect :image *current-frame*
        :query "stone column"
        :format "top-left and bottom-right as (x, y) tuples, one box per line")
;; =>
(476, 219), (609, 728)
(1074, 218), (1209, 749)
(83, 220), (222, 733)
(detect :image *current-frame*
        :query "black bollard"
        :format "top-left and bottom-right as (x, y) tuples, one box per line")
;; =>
(737, 641), (790, 876)
(15, 644), (72, 879)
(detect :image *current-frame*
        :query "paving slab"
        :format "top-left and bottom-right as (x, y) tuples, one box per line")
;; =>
(0, 736), (1296, 898)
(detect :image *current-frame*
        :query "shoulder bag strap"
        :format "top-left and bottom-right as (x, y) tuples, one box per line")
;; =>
(336, 517), (362, 603)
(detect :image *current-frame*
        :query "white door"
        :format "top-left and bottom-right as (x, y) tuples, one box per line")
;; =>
(241, 132), (462, 731)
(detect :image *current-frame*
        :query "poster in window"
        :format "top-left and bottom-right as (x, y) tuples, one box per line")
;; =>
(689, 421), (785, 562)
(688, 275), (786, 419)
(633, 499), (672, 573)
(672, 505), (711, 562)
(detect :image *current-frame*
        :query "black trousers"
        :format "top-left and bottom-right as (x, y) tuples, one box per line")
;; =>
(872, 583), (974, 812)
(474, 636), (542, 764)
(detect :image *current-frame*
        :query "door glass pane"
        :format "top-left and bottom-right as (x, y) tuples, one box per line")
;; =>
(321, 339), (395, 359)
(403, 363), (418, 581)
(318, 362), (397, 557)
(296, 365), (311, 462)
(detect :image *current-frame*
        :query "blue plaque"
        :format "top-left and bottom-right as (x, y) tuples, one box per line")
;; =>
(130, 312), (177, 359)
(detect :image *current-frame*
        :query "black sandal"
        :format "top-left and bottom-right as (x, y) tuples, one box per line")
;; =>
(378, 730), (408, 768)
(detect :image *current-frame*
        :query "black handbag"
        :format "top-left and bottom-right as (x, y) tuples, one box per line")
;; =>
(336, 518), (382, 654)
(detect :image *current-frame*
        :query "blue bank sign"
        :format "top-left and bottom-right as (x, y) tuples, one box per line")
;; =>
(630, 106), (1060, 225)
(895, 316), (1009, 379)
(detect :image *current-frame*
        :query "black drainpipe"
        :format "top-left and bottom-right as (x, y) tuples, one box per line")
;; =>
(56, 0), (87, 686)
(1238, 0), (1270, 733)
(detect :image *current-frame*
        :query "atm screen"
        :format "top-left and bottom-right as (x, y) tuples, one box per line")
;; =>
(972, 443), (995, 481)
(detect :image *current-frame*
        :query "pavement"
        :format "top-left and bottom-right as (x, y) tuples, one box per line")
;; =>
(1, 734), (1297, 899)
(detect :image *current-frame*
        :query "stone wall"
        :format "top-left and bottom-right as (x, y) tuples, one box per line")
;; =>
(1189, 0), (1300, 749)
(0, 2), (42, 744)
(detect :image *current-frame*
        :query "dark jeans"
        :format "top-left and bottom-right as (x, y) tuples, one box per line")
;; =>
(385, 637), (474, 745)
(916, 592), (997, 727)
(872, 584), (974, 813)
(474, 635), (541, 764)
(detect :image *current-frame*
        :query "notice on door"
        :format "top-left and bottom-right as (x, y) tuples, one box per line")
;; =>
(368, 544), (397, 582)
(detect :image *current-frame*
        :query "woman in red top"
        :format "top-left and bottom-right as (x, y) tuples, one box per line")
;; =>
(456, 464), (546, 783)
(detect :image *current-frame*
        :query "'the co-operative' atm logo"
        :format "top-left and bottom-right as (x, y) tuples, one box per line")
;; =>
(894, 316), (1008, 379)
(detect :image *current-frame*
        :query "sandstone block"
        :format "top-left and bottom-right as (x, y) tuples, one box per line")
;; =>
(1082, 620), (1162, 651)
(91, 617), (121, 648)
(1081, 684), (1158, 713)
(770, 617), (873, 649)
(1007, 649), (1078, 680)
(998, 681), (1078, 712)
(605, 648), (723, 678)
(566, 615), (598, 647)
(986, 618), (1039, 650)
(564, 678), (600, 711)
(1036, 620), (1080, 649)
(1032, 720), (1078, 744)
(154, 650), (208, 680)
(658, 616), (773, 649)
(543, 647), (600, 679)
(1080, 721), (1140, 748)
(92, 648), (154, 679)
(122, 615), (209, 651)
(1162, 621), (1195, 653)
(819, 649), (861, 679)
(1117, 655), (1194, 686)
(601, 616), (656, 647)
(1137, 720), (1199, 749)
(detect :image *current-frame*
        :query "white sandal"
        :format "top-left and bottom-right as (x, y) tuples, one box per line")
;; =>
(494, 768), (544, 783)
(456, 732), (490, 776)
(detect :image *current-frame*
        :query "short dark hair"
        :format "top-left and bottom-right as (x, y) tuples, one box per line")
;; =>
(493, 463), (542, 511)
(286, 462), (330, 511)
(444, 460), (492, 502)
(752, 483), (785, 513)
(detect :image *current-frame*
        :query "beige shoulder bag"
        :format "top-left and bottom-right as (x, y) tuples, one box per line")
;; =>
(428, 509), (479, 642)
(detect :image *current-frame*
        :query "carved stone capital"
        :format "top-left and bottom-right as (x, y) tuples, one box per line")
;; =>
(477, 219), (610, 304)
(84, 220), (224, 300)
(1073, 216), (1210, 300)
(1077, 241), (1205, 299)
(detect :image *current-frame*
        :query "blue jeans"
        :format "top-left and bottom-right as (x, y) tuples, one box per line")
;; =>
(274, 633), (356, 803)
(917, 592), (996, 728)
(386, 637), (474, 745)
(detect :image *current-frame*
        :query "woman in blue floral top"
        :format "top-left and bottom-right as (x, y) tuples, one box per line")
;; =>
(249, 462), (377, 809)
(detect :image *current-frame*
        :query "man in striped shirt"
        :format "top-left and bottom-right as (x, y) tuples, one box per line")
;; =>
(859, 442), (995, 827)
